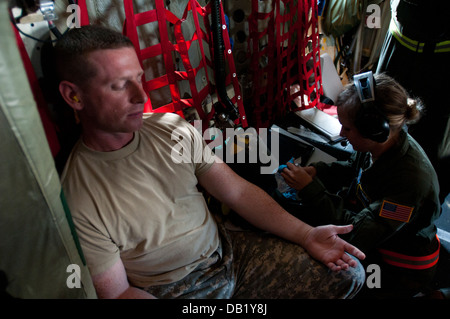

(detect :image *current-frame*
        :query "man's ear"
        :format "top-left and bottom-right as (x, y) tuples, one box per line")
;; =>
(59, 80), (83, 111)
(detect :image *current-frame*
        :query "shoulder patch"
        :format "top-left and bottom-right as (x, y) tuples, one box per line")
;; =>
(379, 200), (414, 223)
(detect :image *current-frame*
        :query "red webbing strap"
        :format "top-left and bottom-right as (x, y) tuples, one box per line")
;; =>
(378, 235), (441, 270)
(156, 0), (182, 114)
(77, 0), (90, 26)
(174, 1), (208, 121)
(12, 22), (60, 157)
(274, 0), (283, 122)
(122, 0), (152, 113)
(297, 0), (323, 111)
(276, 0), (299, 120)
(122, 0), (246, 130)
(248, 3), (276, 129)
(247, 0), (323, 128)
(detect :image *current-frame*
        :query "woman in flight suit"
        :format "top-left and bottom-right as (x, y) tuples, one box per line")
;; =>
(281, 72), (442, 298)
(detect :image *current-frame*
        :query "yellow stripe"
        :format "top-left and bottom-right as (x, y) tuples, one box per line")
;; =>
(389, 19), (423, 52)
(435, 41), (450, 53)
(437, 40), (450, 46)
(435, 48), (450, 53)
(389, 19), (450, 53)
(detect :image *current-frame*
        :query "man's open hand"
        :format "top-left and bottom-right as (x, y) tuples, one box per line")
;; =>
(302, 224), (366, 272)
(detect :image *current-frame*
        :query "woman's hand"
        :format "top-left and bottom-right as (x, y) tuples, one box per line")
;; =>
(280, 162), (316, 191)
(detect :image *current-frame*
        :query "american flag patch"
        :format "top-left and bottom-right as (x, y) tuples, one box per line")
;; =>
(379, 200), (414, 222)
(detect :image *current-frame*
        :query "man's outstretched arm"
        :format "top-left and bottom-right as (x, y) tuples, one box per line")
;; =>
(197, 158), (365, 271)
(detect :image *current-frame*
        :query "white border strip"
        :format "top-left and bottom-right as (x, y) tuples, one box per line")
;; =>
(437, 228), (450, 245)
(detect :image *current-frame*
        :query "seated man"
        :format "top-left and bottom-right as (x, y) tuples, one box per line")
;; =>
(56, 24), (365, 299)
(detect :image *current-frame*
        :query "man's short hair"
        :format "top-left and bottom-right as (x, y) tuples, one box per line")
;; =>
(54, 25), (135, 86)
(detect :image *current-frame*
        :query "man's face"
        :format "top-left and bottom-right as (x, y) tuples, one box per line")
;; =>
(78, 47), (148, 135)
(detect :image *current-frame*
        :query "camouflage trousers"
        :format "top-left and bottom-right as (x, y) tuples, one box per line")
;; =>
(144, 224), (365, 299)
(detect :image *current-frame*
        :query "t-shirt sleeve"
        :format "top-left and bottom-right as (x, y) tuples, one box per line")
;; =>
(71, 212), (121, 276)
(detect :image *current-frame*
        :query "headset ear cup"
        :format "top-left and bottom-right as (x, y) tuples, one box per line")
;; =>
(353, 71), (390, 143)
(356, 106), (390, 143)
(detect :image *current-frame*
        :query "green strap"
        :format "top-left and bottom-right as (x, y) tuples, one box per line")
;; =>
(60, 190), (87, 266)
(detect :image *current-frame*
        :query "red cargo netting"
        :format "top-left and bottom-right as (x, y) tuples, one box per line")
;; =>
(247, 0), (323, 128)
(122, 0), (247, 129)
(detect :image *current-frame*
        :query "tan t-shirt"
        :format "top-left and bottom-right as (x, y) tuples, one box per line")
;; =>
(61, 113), (219, 288)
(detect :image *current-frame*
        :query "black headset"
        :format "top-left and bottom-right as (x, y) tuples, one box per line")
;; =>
(353, 71), (390, 143)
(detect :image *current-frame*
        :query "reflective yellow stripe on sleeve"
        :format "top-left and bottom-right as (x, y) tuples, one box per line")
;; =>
(389, 19), (450, 53)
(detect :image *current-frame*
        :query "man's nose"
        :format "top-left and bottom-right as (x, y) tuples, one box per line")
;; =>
(131, 82), (148, 104)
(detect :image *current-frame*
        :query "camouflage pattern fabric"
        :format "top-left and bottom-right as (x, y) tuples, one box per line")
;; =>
(144, 224), (365, 299)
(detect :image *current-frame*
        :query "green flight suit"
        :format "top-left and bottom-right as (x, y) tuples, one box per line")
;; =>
(376, 0), (450, 202)
(294, 129), (441, 298)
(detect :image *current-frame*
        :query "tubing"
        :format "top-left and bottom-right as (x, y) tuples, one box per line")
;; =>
(211, 0), (239, 121)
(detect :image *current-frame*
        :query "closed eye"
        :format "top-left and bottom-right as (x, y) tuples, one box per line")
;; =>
(111, 81), (127, 91)
(112, 71), (144, 91)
